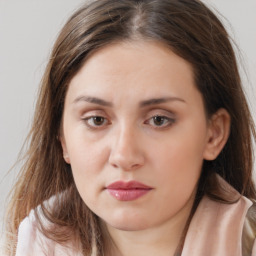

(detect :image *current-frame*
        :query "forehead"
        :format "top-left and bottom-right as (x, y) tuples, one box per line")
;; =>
(66, 40), (200, 105)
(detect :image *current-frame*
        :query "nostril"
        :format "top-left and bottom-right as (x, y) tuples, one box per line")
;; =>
(112, 163), (119, 168)
(130, 163), (141, 170)
(109, 155), (143, 171)
(108, 133), (145, 171)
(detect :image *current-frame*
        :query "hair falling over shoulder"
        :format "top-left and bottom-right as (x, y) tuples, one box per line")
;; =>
(4, 0), (256, 255)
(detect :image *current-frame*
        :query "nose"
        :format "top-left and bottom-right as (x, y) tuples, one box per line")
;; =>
(108, 125), (145, 171)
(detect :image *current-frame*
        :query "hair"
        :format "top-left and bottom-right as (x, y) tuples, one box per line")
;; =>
(4, 0), (256, 255)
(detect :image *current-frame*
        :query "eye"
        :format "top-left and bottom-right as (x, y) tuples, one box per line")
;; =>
(83, 116), (109, 128)
(146, 115), (175, 128)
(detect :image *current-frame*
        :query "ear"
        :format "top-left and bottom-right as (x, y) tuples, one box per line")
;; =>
(203, 108), (231, 161)
(59, 135), (70, 164)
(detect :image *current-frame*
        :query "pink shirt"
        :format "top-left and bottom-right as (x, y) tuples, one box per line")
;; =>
(16, 177), (256, 256)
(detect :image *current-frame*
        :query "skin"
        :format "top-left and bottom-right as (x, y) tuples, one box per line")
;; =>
(60, 41), (230, 256)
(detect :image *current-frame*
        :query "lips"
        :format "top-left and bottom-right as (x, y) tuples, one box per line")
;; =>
(106, 181), (152, 201)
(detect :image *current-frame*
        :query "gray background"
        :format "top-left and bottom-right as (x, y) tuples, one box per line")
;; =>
(0, 0), (256, 238)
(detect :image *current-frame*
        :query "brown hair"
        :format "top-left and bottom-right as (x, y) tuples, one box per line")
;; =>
(5, 0), (256, 255)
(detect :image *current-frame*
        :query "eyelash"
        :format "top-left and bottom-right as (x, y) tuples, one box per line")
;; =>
(83, 116), (110, 129)
(82, 115), (175, 130)
(145, 115), (175, 128)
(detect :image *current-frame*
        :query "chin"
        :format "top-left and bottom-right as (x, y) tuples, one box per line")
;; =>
(108, 221), (150, 231)
(102, 212), (152, 231)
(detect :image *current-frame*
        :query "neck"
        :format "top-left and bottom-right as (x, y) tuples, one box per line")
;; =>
(101, 194), (196, 256)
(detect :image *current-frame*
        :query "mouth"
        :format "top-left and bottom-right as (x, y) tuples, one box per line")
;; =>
(106, 181), (153, 201)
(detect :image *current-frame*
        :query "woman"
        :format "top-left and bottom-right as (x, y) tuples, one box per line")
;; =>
(4, 0), (256, 255)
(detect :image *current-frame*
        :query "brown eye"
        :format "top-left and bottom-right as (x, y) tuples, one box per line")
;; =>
(153, 116), (166, 126)
(92, 116), (105, 126)
(83, 116), (109, 128)
(145, 115), (175, 128)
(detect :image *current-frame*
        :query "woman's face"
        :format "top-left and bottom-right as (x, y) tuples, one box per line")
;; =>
(61, 41), (213, 231)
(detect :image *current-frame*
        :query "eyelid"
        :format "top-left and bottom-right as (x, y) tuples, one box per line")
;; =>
(80, 108), (107, 116)
(144, 115), (176, 128)
(80, 107), (111, 130)
(143, 109), (176, 128)
(80, 108), (176, 129)
(144, 108), (176, 119)
(82, 115), (111, 130)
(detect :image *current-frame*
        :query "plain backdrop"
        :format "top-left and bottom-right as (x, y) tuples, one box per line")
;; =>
(0, 0), (256, 236)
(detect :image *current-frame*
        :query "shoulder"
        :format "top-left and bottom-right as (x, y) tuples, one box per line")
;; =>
(16, 207), (83, 256)
(243, 201), (256, 255)
(16, 209), (52, 256)
(183, 175), (256, 256)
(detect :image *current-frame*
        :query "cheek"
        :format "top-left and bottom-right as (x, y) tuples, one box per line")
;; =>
(68, 145), (109, 212)
(171, 119), (208, 163)
(155, 134), (205, 173)
(64, 132), (109, 197)
(153, 140), (202, 218)
(153, 124), (207, 191)
(69, 143), (108, 180)
(64, 125), (107, 170)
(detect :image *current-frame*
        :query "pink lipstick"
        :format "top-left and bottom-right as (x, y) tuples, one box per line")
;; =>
(106, 181), (152, 201)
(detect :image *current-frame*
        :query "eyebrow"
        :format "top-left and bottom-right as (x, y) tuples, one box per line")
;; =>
(139, 97), (186, 107)
(73, 96), (113, 107)
(73, 96), (186, 107)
